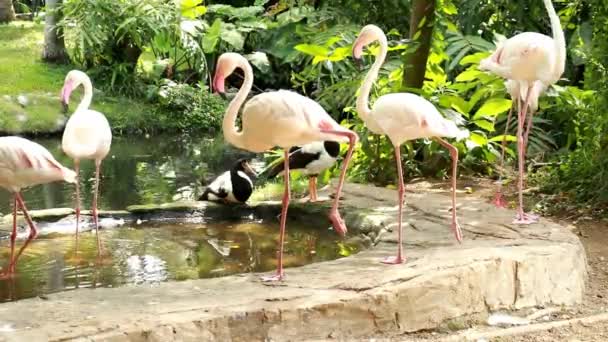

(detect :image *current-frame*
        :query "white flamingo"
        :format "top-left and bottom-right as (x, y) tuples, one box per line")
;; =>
(479, 0), (565, 224)
(492, 80), (546, 208)
(353, 25), (468, 264)
(61, 70), (112, 251)
(0, 136), (76, 276)
(213, 53), (358, 281)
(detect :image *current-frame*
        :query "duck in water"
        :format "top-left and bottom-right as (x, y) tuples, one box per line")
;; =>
(199, 158), (257, 204)
(266, 141), (340, 202)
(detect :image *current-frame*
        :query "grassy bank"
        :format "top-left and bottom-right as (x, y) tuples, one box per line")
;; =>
(0, 21), (158, 135)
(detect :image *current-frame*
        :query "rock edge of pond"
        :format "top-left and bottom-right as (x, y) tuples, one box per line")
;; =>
(0, 183), (588, 341)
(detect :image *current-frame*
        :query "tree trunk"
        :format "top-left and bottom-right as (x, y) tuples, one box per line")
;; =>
(0, 0), (16, 23)
(401, 0), (436, 90)
(42, 0), (69, 64)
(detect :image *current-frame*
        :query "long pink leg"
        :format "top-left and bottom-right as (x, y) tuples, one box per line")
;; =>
(491, 104), (514, 208)
(9, 193), (39, 272)
(4, 196), (18, 275)
(73, 159), (81, 253)
(310, 176), (318, 202)
(513, 86), (538, 224)
(261, 149), (290, 282)
(381, 146), (405, 264)
(320, 130), (358, 236)
(435, 138), (464, 242)
(92, 159), (102, 253)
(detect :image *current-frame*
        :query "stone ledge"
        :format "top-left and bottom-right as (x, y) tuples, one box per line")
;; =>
(0, 183), (587, 341)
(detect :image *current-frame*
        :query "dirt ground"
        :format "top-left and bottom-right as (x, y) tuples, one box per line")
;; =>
(388, 177), (608, 341)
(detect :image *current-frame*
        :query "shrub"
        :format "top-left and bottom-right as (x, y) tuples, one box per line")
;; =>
(152, 80), (227, 133)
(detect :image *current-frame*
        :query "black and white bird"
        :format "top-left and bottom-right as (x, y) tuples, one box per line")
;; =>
(267, 141), (340, 202)
(199, 159), (257, 204)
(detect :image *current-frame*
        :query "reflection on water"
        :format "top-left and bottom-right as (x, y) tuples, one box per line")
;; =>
(0, 134), (255, 214)
(0, 220), (361, 302)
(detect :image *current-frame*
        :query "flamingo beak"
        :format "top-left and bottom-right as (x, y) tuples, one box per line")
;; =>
(352, 41), (364, 70)
(213, 71), (226, 95)
(61, 80), (73, 113)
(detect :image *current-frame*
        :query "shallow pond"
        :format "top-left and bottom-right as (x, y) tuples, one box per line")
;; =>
(0, 134), (254, 214)
(0, 219), (361, 302)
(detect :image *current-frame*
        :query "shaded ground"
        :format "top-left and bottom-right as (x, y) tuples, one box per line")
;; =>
(380, 177), (608, 341)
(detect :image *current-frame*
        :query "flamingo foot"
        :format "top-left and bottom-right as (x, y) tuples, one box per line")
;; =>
(260, 272), (284, 282)
(328, 209), (347, 236)
(452, 221), (463, 243)
(380, 255), (404, 264)
(491, 192), (508, 208)
(513, 212), (539, 225)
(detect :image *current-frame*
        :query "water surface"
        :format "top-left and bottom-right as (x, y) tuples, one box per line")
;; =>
(0, 220), (361, 302)
(0, 134), (253, 213)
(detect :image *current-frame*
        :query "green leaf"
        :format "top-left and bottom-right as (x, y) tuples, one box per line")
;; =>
(460, 52), (490, 65)
(245, 52), (270, 73)
(473, 98), (512, 119)
(466, 132), (488, 149)
(180, 0), (207, 19)
(221, 25), (245, 50)
(473, 119), (495, 132)
(489, 135), (517, 142)
(202, 19), (222, 53)
(294, 44), (330, 57)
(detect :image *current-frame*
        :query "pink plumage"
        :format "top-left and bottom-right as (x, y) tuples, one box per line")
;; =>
(480, 0), (565, 223)
(0, 136), (75, 277)
(213, 53), (358, 281)
(353, 25), (466, 264)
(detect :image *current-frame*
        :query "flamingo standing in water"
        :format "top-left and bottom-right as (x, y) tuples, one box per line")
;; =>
(353, 25), (468, 264)
(479, 0), (565, 224)
(61, 70), (112, 250)
(213, 53), (358, 281)
(0, 136), (76, 276)
(492, 80), (546, 208)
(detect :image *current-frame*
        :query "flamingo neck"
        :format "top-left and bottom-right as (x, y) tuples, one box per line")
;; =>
(76, 77), (93, 112)
(356, 34), (388, 121)
(543, 0), (566, 83)
(222, 61), (253, 149)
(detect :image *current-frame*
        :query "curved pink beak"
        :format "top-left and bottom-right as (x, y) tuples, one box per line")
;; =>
(213, 71), (225, 94)
(61, 80), (74, 113)
(352, 40), (364, 69)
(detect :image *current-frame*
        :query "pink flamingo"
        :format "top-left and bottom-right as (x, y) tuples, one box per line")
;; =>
(492, 80), (546, 208)
(353, 25), (468, 264)
(213, 53), (358, 281)
(0, 136), (76, 276)
(479, 0), (565, 224)
(61, 70), (112, 251)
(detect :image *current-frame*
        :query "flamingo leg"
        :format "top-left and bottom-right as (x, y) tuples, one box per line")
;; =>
(92, 159), (102, 253)
(491, 105), (514, 208)
(435, 138), (464, 242)
(514, 86), (539, 224)
(381, 146), (405, 264)
(5, 196), (18, 274)
(261, 149), (291, 282)
(8, 193), (39, 272)
(73, 159), (80, 254)
(320, 130), (358, 236)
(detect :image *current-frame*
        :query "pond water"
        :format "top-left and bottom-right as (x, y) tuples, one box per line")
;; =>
(0, 219), (361, 302)
(0, 134), (256, 214)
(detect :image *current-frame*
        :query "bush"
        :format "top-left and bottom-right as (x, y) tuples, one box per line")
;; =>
(152, 80), (227, 133)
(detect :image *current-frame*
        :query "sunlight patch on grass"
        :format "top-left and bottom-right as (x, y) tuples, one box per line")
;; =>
(0, 21), (157, 135)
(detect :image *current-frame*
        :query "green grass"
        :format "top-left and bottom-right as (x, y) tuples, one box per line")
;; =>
(0, 21), (158, 135)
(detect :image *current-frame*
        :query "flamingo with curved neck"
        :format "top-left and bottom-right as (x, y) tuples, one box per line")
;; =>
(353, 25), (468, 264)
(61, 70), (112, 254)
(214, 53), (358, 281)
(480, 0), (565, 223)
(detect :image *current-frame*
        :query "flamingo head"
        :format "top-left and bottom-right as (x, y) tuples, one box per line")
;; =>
(213, 53), (247, 96)
(352, 24), (385, 61)
(61, 70), (88, 113)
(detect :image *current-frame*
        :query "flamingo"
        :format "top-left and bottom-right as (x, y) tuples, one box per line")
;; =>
(492, 80), (546, 208)
(61, 70), (112, 251)
(0, 136), (76, 276)
(353, 25), (468, 264)
(479, 0), (565, 224)
(213, 53), (358, 281)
